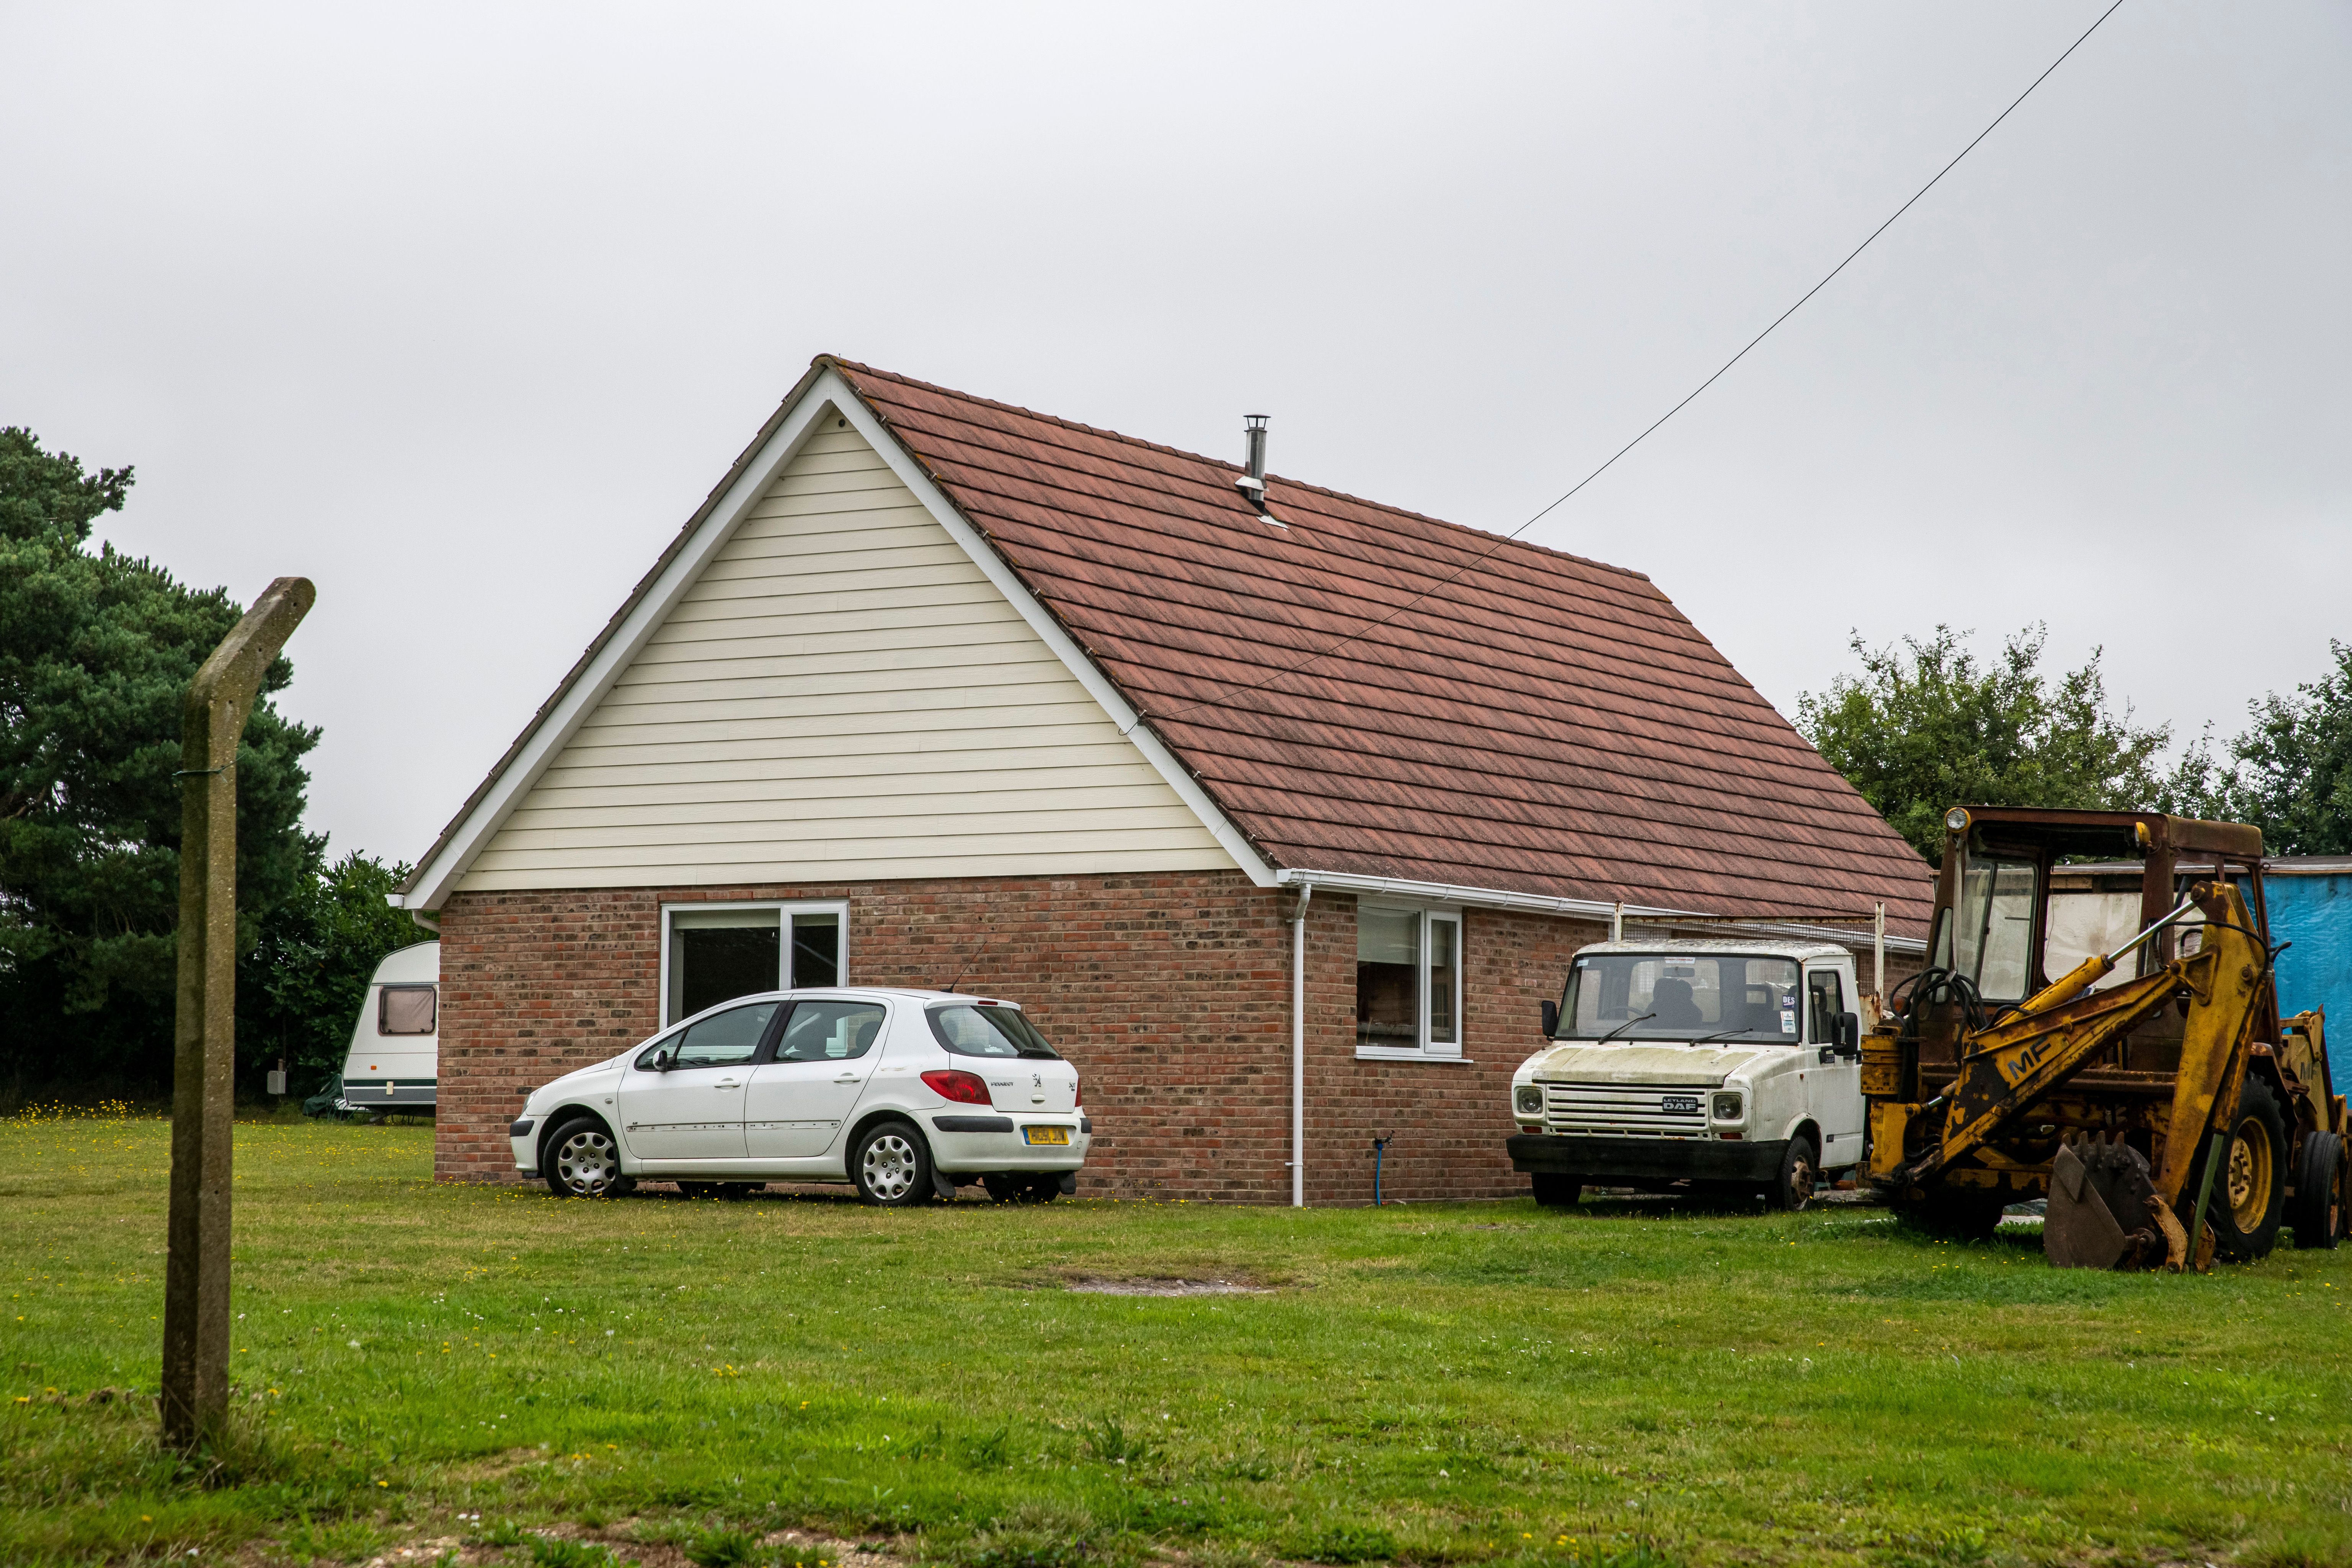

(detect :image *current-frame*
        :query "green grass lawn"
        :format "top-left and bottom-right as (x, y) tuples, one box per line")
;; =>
(4, 1110), (2348, 1568)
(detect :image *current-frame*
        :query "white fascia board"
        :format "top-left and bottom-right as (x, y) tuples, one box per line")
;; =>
(832, 374), (1278, 888)
(1271, 867), (1925, 954)
(402, 383), (845, 911)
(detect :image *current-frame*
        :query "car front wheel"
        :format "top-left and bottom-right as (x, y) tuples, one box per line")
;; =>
(544, 1117), (625, 1199)
(853, 1120), (936, 1206)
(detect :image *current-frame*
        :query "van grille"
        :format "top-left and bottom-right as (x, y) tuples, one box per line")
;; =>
(1542, 1081), (1707, 1137)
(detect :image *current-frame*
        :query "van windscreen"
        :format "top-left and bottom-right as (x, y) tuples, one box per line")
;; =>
(1559, 955), (1800, 1042)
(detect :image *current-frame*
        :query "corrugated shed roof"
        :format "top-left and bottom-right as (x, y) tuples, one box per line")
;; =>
(830, 358), (1932, 934)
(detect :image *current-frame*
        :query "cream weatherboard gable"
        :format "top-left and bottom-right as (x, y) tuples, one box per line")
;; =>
(455, 419), (1239, 892)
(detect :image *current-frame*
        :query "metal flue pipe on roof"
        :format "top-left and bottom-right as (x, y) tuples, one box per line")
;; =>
(1238, 415), (1269, 511)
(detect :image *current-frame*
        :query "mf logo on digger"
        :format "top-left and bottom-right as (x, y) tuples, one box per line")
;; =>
(1999, 1036), (2056, 1085)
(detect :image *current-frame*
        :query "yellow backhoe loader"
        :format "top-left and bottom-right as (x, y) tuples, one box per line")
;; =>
(1863, 808), (2347, 1268)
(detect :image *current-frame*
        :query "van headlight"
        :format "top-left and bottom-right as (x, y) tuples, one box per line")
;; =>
(1515, 1085), (1544, 1116)
(1711, 1092), (1743, 1122)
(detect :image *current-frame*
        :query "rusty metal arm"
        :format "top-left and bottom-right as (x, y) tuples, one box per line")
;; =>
(1911, 959), (2199, 1184)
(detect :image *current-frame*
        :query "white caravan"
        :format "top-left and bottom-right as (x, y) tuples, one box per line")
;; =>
(338, 940), (440, 1113)
(1507, 939), (1866, 1210)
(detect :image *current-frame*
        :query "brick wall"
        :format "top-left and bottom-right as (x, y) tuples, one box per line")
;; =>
(435, 871), (1302, 1195)
(435, 872), (1914, 1202)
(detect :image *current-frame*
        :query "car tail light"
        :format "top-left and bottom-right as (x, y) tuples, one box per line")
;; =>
(921, 1069), (991, 1106)
(1074, 1077), (1082, 1108)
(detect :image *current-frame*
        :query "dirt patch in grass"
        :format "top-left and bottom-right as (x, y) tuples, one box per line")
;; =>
(1062, 1274), (1269, 1296)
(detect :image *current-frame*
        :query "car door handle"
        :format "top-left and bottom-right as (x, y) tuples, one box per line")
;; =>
(833, 1073), (860, 1083)
(715, 1079), (739, 1088)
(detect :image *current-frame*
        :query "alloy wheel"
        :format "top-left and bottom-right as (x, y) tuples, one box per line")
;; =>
(862, 1132), (919, 1202)
(555, 1128), (619, 1196)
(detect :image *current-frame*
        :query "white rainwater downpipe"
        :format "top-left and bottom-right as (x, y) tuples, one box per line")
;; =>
(1290, 881), (1313, 1207)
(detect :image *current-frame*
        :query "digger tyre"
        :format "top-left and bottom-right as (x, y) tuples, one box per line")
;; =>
(2204, 1078), (2289, 1263)
(2289, 1129), (2344, 1251)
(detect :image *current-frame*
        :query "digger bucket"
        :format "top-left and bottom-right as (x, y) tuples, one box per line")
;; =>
(2047, 1136), (2184, 1270)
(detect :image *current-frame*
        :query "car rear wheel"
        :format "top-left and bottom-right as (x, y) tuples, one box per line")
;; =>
(853, 1120), (936, 1207)
(544, 1118), (624, 1199)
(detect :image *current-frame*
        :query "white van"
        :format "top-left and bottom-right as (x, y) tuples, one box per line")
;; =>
(337, 940), (440, 1114)
(1506, 939), (1866, 1210)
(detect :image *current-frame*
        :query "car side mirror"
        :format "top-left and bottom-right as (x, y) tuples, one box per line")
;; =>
(1540, 1000), (1559, 1039)
(1834, 1012), (1861, 1057)
(652, 1047), (675, 1073)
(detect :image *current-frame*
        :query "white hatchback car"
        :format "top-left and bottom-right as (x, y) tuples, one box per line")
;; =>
(510, 989), (1088, 1206)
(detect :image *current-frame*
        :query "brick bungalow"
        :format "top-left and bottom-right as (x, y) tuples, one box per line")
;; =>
(398, 356), (1932, 1203)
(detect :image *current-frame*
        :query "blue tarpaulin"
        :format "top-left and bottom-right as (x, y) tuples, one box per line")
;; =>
(2268, 867), (2352, 1091)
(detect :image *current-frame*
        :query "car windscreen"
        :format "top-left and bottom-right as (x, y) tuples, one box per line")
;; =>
(925, 1003), (1060, 1059)
(1558, 954), (1803, 1042)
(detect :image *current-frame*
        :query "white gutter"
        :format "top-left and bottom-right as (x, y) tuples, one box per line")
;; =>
(1288, 881), (1312, 1208)
(1268, 867), (1925, 955)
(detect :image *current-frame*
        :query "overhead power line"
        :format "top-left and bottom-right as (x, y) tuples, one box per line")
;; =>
(1141, 0), (2127, 730)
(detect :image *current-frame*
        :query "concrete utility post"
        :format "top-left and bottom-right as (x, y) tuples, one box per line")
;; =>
(162, 577), (313, 1451)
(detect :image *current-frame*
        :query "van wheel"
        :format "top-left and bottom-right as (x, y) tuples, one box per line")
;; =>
(1765, 1136), (1818, 1212)
(1531, 1173), (1582, 1208)
(544, 1118), (624, 1199)
(853, 1121), (936, 1207)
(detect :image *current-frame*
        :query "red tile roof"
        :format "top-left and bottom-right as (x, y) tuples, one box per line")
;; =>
(831, 358), (1933, 935)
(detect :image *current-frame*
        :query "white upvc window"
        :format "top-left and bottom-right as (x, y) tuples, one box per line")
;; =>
(658, 900), (849, 1028)
(1354, 902), (1464, 1059)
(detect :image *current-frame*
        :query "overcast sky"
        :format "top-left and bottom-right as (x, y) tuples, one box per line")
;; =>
(7, 2), (2346, 868)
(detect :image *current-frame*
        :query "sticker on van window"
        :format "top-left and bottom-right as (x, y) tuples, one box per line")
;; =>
(1780, 1009), (1797, 1034)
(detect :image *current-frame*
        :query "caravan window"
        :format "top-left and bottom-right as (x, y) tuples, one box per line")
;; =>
(378, 985), (437, 1036)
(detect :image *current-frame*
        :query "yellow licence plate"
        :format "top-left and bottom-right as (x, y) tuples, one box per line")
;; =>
(1023, 1126), (1071, 1146)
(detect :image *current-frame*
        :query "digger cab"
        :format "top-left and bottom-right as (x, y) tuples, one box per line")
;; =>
(1906, 808), (2280, 1101)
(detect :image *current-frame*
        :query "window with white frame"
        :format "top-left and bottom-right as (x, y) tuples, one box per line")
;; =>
(1355, 904), (1463, 1056)
(661, 901), (847, 1026)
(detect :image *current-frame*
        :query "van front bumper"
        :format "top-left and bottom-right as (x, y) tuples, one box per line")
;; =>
(1507, 1133), (1784, 1184)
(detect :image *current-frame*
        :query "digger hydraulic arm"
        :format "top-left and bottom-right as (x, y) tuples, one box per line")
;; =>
(1893, 881), (2268, 1216)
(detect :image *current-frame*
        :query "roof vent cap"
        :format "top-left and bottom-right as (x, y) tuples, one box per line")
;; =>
(1238, 415), (1269, 506)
